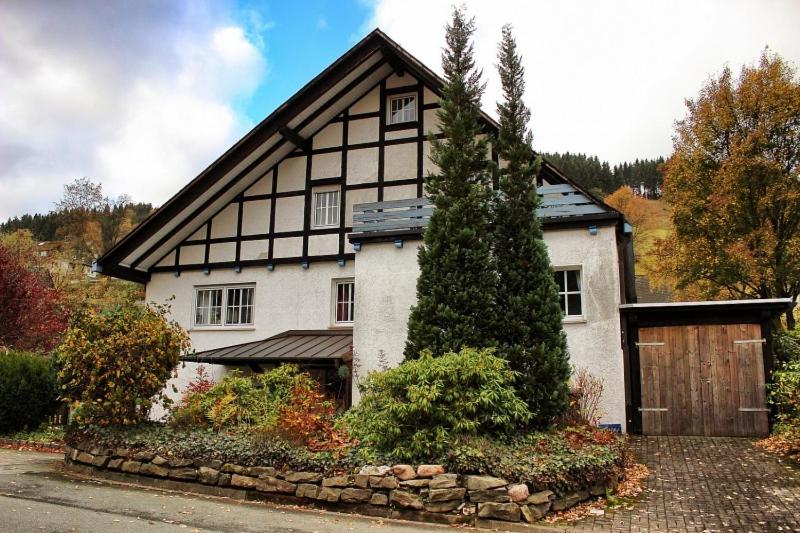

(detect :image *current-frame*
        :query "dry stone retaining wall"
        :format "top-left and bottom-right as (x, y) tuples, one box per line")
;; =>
(64, 442), (620, 527)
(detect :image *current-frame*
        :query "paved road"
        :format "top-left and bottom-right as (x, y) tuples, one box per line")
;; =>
(0, 449), (447, 533)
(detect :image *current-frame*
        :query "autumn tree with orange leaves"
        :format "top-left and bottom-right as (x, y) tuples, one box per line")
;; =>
(653, 50), (800, 328)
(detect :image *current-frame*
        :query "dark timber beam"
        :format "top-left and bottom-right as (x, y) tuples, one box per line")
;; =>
(279, 126), (309, 151)
(383, 48), (405, 76)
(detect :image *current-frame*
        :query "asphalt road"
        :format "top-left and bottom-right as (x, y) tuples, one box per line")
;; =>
(0, 448), (447, 533)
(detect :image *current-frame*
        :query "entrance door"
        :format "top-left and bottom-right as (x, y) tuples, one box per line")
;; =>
(638, 323), (769, 436)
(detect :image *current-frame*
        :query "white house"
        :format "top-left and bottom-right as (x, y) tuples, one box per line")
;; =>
(95, 29), (640, 430)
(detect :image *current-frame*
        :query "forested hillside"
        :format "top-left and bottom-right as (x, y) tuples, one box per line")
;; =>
(543, 152), (665, 198)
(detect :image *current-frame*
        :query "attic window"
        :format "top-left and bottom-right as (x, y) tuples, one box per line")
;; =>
(389, 94), (416, 124)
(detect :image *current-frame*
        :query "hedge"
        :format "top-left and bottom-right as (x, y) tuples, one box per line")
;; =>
(0, 351), (59, 433)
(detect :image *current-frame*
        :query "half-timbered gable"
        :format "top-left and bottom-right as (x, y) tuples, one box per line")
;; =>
(96, 29), (634, 428)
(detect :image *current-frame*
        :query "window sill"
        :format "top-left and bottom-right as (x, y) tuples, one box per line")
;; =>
(190, 326), (256, 332)
(329, 323), (353, 329)
(562, 316), (588, 324)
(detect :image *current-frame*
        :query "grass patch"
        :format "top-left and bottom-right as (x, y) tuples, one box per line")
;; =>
(4, 423), (65, 444)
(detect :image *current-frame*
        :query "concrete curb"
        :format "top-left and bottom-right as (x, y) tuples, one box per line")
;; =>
(62, 462), (564, 532)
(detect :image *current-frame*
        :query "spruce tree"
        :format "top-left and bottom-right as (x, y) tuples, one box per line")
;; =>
(492, 25), (571, 427)
(404, 8), (497, 358)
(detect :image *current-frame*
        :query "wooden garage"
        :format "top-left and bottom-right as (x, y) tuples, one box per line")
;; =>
(622, 299), (794, 437)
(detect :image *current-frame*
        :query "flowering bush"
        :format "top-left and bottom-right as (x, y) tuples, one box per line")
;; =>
(57, 302), (190, 426)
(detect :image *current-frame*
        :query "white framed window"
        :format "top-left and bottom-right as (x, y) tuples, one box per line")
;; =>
(388, 94), (416, 124)
(554, 268), (583, 317)
(313, 189), (340, 227)
(194, 285), (255, 327)
(332, 279), (355, 325)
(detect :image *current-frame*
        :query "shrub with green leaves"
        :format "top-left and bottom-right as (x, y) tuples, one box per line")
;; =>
(771, 358), (800, 427)
(345, 347), (531, 461)
(57, 302), (190, 426)
(0, 351), (59, 433)
(170, 364), (317, 432)
(774, 329), (800, 365)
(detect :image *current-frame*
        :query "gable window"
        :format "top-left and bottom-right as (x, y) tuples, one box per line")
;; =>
(554, 268), (582, 317)
(389, 94), (416, 124)
(194, 285), (255, 327)
(333, 279), (355, 324)
(313, 189), (340, 227)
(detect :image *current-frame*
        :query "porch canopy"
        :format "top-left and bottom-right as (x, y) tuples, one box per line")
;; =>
(182, 329), (352, 365)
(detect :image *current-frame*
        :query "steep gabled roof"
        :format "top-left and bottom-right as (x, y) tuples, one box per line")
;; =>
(95, 29), (618, 282)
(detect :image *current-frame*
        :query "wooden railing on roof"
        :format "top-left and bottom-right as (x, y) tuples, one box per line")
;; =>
(350, 184), (606, 236)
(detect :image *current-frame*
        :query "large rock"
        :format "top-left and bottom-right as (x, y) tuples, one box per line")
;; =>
(551, 490), (589, 511)
(198, 467), (220, 485)
(370, 493), (388, 506)
(169, 467), (198, 481)
(140, 462), (169, 478)
(520, 502), (550, 522)
(218, 473), (232, 487)
(230, 474), (257, 489)
(151, 455), (169, 466)
(428, 488), (466, 502)
(114, 448), (130, 458)
(371, 476), (399, 489)
(468, 489), (510, 503)
(507, 484), (529, 503)
(257, 476), (296, 494)
(296, 483), (320, 499)
(317, 487), (342, 502)
(340, 488), (373, 503)
(354, 474), (370, 488)
(429, 474), (458, 489)
(416, 465), (445, 478)
(194, 459), (223, 470)
(107, 458), (125, 470)
(92, 455), (110, 468)
(132, 451), (155, 462)
(169, 457), (194, 468)
(398, 478), (428, 489)
(465, 475), (507, 491)
(284, 471), (323, 484)
(389, 490), (423, 510)
(424, 500), (462, 513)
(76, 452), (94, 465)
(477, 502), (520, 522)
(322, 475), (350, 487)
(391, 465), (417, 481)
(359, 465), (391, 476)
(120, 460), (142, 474)
(525, 490), (554, 505)
(222, 463), (247, 474)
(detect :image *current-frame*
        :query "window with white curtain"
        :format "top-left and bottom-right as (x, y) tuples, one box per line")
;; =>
(313, 190), (340, 227)
(333, 279), (354, 324)
(389, 94), (416, 124)
(194, 285), (255, 327)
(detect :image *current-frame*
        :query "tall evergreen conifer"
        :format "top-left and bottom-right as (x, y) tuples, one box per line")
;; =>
(404, 8), (497, 358)
(492, 25), (570, 426)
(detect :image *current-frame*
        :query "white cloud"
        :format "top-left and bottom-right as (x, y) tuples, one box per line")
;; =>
(365, 0), (800, 164)
(0, 2), (267, 220)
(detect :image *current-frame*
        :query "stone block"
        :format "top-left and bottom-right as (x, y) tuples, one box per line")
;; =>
(198, 467), (220, 485)
(317, 487), (342, 502)
(257, 476), (296, 494)
(477, 502), (520, 522)
(322, 475), (350, 487)
(359, 465), (391, 476)
(120, 460), (142, 474)
(248, 466), (276, 477)
(429, 474), (458, 489)
(391, 465), (417, 481)
(389, 490), (423, 510)
(465, 475), (507, 491)
(92, 455), (110, 468)
(428, 487), (466, 502)
(398, 478), (428, 489)
(169, 467), (198, 481)
(151, 455), (169, 466)
(76, 452), (94, 465)
(370, 492), (388, 506)
(231, 474), (257, 489)
(469, 488), (510, 503)
(168, 457), (193, 468)
(424, 500), (462, 513)
(140, 462), (169, 478)
(416, 465), (445, 478)
(217, 473), (232, 487)
(132, 451), (155, 462)
(340, 488), (373, 503)
(107, 458), (125, 470)
(114, 448), (130, 458)
(221, 463), (247, 474)
(590, 483), (606, 496)
(525, 490), (554, 505)
(354, 474), (370, 488)
(296, 483), (320, 499)
(372, 476), (400, 489)
(520, 502), (549, 522)
(284, 471), (322, 484)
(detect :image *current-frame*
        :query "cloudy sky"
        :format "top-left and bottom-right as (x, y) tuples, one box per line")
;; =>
(1, 0), (798, 220)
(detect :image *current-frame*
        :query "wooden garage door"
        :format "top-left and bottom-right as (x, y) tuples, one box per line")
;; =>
(638, 323), (769, 436)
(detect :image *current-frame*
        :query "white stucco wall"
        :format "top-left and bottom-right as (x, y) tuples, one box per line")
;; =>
(146, 262), (355, 418)
(350, 225), (626, 430)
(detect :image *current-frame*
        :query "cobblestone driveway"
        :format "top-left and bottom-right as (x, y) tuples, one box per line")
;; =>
(574, 436), (800, 532)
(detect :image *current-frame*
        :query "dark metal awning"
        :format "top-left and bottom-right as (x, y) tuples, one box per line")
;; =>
(182, 329), (352, 364)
